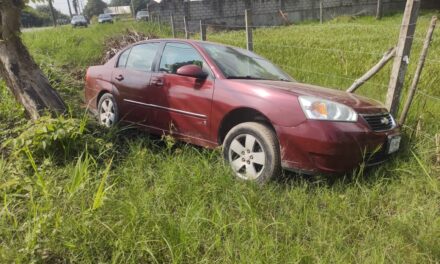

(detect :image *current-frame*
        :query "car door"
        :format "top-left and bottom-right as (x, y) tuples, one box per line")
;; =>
(150, 42), (215, 145)
(112, 42), (161, 126)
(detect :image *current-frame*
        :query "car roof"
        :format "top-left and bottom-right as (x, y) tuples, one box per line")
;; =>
(132, 39), (236, 48)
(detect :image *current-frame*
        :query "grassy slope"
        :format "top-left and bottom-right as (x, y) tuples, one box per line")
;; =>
(0, 14), (439, 263)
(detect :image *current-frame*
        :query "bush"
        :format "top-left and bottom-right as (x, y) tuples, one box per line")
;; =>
(2, 115), (112, 163)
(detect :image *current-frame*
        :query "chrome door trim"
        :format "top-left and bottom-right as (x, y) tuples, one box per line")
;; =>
(124, 99), (207, 119)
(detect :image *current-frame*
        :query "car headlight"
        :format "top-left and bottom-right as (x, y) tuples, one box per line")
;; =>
(298, 96), (358, 122)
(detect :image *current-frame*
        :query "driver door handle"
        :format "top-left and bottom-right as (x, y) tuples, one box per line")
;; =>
(115, 74), (124, 81)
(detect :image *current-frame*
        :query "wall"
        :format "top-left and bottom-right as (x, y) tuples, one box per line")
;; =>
(149, 0), (435, 30)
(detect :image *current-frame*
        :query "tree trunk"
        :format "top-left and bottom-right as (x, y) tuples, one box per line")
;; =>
(0, 0), (66, 120)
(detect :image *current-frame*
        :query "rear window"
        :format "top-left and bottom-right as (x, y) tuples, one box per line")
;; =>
(125, 43), (160, 71)
(117, 48), (131, 68)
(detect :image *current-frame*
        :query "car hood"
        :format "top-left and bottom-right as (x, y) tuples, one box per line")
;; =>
(230, 80), (388, 114)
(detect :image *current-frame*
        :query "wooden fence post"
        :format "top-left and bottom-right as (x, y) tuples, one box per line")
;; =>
(320, 1), (323, 24)
(386, 0), (420, 116)
(170, 14), (175, 38)
(245, 9), (253, 51)
(184, 16), (189, 39)
(376, 0), (383, 20)
(200, 20), (207, 41)
(399, 16), (437, 125)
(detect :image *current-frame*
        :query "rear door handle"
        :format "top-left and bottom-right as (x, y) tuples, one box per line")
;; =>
(115, 74), (124, 81)
(151, 77), (164, 87)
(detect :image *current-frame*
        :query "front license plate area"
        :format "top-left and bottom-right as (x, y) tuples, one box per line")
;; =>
(387, 135), (401, 154)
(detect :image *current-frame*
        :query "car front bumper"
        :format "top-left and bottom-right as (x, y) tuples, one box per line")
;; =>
(275, 120), (401, 175)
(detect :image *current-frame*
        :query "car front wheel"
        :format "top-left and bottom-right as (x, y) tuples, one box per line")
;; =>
(223, 122), (281, 183)
(98, 93), (119, 128)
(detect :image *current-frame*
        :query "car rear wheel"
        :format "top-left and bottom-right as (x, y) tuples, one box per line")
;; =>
(223, 122), (281, 183)
(98, 93), (119, 128)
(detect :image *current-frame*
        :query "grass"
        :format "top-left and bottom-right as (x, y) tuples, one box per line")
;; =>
(0, 13), (439, 263)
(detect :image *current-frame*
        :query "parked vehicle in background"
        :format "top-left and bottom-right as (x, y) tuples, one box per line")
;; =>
(84, 40), (401, 183)
(136, 10), (149, 21)
(71, 15), (88, 27)
(98, 13), (113, 24)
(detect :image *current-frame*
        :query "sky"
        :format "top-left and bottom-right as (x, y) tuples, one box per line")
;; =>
(30, 0), (112, 16)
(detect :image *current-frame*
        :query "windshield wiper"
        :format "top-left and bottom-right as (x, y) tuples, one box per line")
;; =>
(226, 76), (265, 80)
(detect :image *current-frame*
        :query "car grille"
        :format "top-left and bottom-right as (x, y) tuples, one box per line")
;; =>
(361, 113), (395, 132)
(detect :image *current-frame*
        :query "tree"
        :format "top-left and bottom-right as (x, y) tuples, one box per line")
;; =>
(83, 0), (107, 18)
(0, 0), (66, 120)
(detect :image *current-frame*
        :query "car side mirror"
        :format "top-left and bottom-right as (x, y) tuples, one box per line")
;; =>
(176, 65), (208, 79)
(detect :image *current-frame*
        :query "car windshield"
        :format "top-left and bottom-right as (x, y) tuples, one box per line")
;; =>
(201, 43), (293, 82)
(99, 14), (111, 18)
(137, 11), (148, 16)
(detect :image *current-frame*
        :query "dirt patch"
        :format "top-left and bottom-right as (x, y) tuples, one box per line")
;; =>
(100, 29), (158, 64)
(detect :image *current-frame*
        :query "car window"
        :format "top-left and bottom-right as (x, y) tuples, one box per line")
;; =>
(159, 43), (209, 75)
(125, 43), (160, 71)
(117, 48), (131, 68)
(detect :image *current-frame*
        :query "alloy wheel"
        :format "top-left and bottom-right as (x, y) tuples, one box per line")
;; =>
(228, 134), (266, 180)
(99, 98), (115, 127)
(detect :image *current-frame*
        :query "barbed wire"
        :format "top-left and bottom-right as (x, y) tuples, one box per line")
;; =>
(279, 64), (388, 88)
(201, 22), (412, 30)
(417, 91), (440, 102)
(254, 43), (389, 56)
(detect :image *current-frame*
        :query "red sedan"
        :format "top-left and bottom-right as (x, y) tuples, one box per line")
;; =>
(85, 39), (401, 182)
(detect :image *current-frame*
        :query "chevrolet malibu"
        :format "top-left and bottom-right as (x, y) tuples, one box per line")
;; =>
(85, 39), (401, 183)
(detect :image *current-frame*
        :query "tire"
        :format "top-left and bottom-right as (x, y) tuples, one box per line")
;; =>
(97, 93), (119, 128)
(223, 122), (281, 183)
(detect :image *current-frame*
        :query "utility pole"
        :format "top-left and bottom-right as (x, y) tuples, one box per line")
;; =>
(72, 0), (78, 15)
(386, 0), (420, 116)
(67, 0), (73, 18)
(48, 0), (58, 27)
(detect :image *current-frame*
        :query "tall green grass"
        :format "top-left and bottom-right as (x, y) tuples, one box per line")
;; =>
(0, 15), (439, 263)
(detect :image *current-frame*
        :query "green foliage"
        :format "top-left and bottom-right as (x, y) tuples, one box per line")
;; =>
(21, 5), (68, 28)
(83, 0), (107, 19)
(2, 116), (112, 163)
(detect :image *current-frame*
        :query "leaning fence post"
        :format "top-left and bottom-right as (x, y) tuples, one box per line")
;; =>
(200, 20), (207, 41)
(170, 14), (176, 38)
(399, 16), (437, 125)
(184, 16), (189, 39)
(347, 47), (396, 93)
(245, 9), (253, 51)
